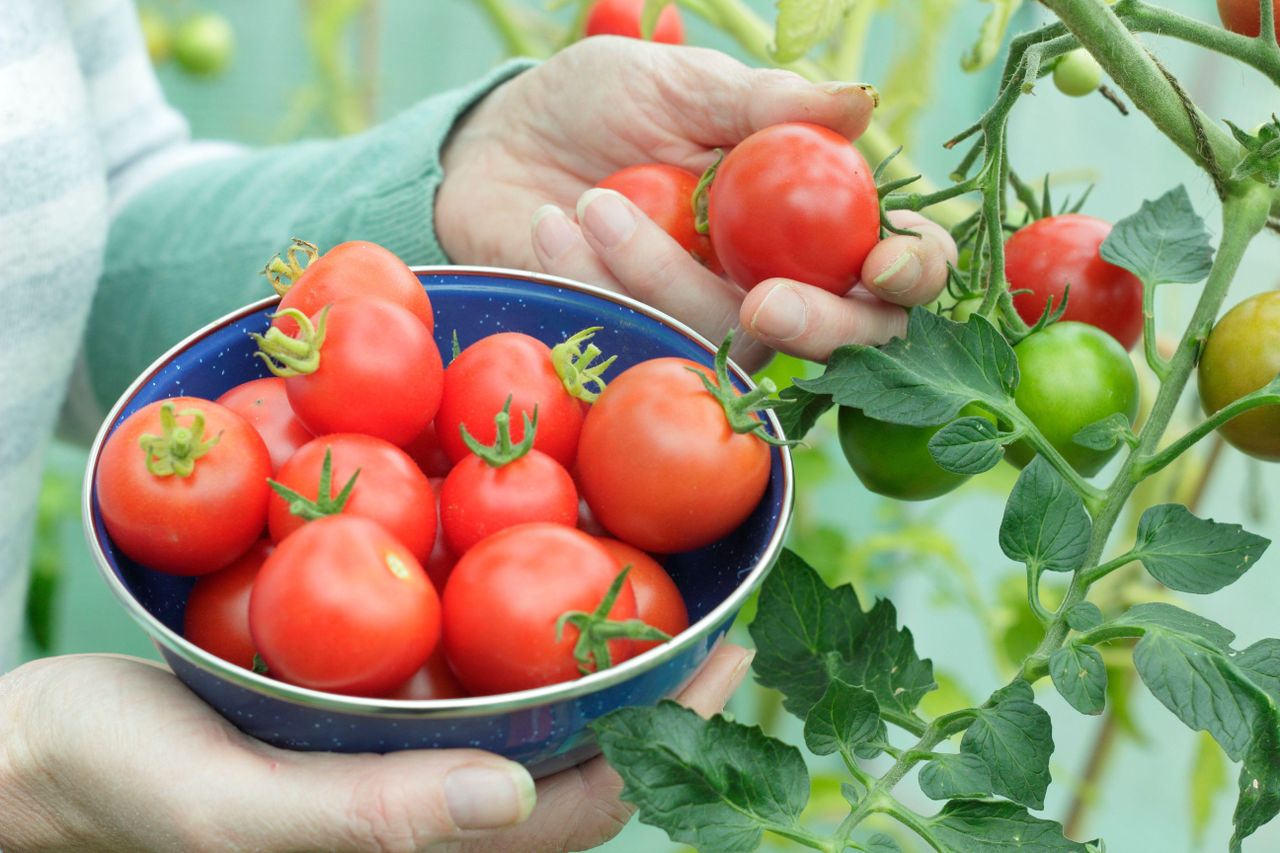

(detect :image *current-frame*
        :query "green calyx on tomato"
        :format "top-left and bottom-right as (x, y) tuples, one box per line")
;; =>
(837, 406), (984, 501)
(266, 448), (360, 521)
(137, 402), (222, 477)
(252, 653), (269, 675)
(555, 566), (670, 674)
(252, 306), (329, 377)
(551, 326), (616, 403)
(692, 149), (724, 235)
(459, 396), (538, 468)
(261, 238), (319, 297)
(694, 332), (793, 447)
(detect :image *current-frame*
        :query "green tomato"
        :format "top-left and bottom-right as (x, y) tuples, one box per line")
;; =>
(1053, 49), (1103, 97)
(952, 296), (983, 324)
(1006, 321), (1139, 476)
(139, 7), (171, 65)
(173, 13), (234, 77)
(1197, 291), (1280, 461)
(837, 405), (990, 501)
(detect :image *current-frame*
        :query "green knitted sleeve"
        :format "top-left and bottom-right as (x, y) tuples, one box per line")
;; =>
(85, 60), (533, 412)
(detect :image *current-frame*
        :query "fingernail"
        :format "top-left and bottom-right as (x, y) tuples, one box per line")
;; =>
(872, 249), (921, 294)
(444, 762), (536, 830)
(532, 204), (576, 261)
(749, 283), (807, 342)
(577, 188), (636, 249)
(728, 649), (756, 692)
(820, 81), (879, 107)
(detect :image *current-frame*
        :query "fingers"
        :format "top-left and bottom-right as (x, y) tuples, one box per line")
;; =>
(860, 211), (957, 306)
(741, 280), (909, 362)
(672, 641), (755, 717)
(531, 204), (622, 293)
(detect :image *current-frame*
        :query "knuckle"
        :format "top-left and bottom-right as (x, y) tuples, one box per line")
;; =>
(345, 777), (440, 853)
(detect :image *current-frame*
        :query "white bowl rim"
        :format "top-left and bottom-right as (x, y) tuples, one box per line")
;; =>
(81, 265), (795, 719)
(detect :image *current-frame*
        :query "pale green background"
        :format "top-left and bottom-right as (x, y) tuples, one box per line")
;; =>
(27, 1), (1280, 850)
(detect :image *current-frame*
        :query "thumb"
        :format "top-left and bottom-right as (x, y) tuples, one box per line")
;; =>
(221, 745), (536, 852)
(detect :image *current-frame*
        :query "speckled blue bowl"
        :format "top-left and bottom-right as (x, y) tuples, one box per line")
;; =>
(83, 266), (793, 777)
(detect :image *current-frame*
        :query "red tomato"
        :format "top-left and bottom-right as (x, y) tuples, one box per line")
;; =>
(250, 515), (439, 696)
(596, 164), (720, 273)
(708, 122), (880, 295)
(403, 420), (452, 478)
(268, 434), (436, 564)
(96, 398), (271, 575)
(257, 298), (444, 446)
(385, 648), (468, 700)
(576, 356), (770, 553)
(183, 539), (273, 669)
(584, 0), (683, 43)
(1218, 0), (1280, 39)
(424, 477), (457, 590)
(577, 497), (609, 537)
(595, 538), (688, 653)
(216, 377), (313, 473)
(268, 240), (433, 336)
(436, 333), (586, 467)
(1006, 214), (1143, 350)
(443, 523), (639, 695)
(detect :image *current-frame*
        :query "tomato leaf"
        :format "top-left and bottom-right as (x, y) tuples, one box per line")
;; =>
(998, 458), (1092, 573)
(1099, 186), (1214, 286)
(1072, 413), (1134, 451)
(1049, 643), (1107, 715)
(1232, 716), (1280, 852)
(924, 800), (1095, 851)
(863, 833), (903, 853)
(775, 386), (834, 441)
(803, 678), (887, 759)
(1064, 601), (1104, 632)
(928, 415), (1007, 474)
(772, 0), (854, 64)
(795, 309), (1018, 428)
(918, 753), (994, 801)
(749, 549), (936, 726)
(1237, 640), (1280, 703)
(1131, 504), (1270, 594)
(1110, 602), (1236, 649)
(592, 701), (810, 853)
(960, 681), (1054, 809)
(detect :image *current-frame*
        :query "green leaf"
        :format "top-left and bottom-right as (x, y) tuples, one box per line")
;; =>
(926, 800), (1093, 851)
(1225, 118), (1280, 187)
(919, 753), (994, 801)
(961, 684), (1054, 809)
(772, 0), (853, 63)
(1190, 731), (1228, 846)
(1049, 643), (1107, 715)
(775, 386), (833, 442)
(1237, 639), (1280, 704)
(1111, 602), (1236, 650)
(928, 416), (1007, 474)
(999, 458), (1092, 573)
(1098, 186), (1214, 286)
(750, 550), (935, 723)
(863, 833), (902, 853)
(803, 679), (885, 758)
(961, 0), (1024, 72)
(796, 309), (1017, 428)
(1232, 716), (1280, 852)
(1065, 602), (1104, 632)
(1132, 504), (1270, 594)
(593, 701), (810, 853)
(1072, 413), (1134, 451)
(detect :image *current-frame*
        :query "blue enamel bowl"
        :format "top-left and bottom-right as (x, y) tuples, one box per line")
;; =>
(82, 267), (793, 778)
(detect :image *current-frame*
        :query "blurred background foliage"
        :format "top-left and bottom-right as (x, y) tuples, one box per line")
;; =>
(24, 1), (1280, 850)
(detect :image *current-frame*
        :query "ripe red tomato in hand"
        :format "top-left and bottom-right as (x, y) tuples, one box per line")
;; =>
(436, 332), (597, 468)
(1198, 291), (1280, 460)
(1005, 214), (1143, 350)
(385, 648), (467, 700)
(1218, 0), (1280, 39)
(250, 515), (440, 696)
(268, 240), (433, 336)
(708, 122), (880, 295)
(440, 406), (578, 554)
(596, 164), (721, 273)
(595, 538), (687, 653)
(97, 398), (271, 575)
(216, 377), (313, 473)
(256, 298), (444, 446)
(183, 539), (273, 669)
(443, 523), (639, 695)
(576, 348), (771, 553)
(584, 0), (684, 43)
(268, 434), (437, 564)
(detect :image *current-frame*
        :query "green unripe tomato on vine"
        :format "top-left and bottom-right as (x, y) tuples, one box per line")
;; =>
(1197, 291), (1280, 461)
(838, 405), (992, 501)
(139, 7), (171, 65)
(1006, 321), (1139, 476)
(1053, 49), (1102, 97)
(173, 13), (235, 77)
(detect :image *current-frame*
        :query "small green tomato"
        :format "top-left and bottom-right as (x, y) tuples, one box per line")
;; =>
(1053, 49), (1103, 98)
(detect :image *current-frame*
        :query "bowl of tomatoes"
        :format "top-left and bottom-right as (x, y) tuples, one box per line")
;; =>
(82, 259), (793, 777)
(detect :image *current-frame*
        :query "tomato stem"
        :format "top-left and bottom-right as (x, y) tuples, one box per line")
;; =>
(551, 326), (616, 403)
(692, 149), (723, 235)
(555, 566), (670, 675)
(251, 306), (329, 378)
(693, 332), (795, 447)
(261, 238), (318, 297)
(267, 448), (360, 520)
(137, 402), (222, 478)
(459, 396), (538, 467)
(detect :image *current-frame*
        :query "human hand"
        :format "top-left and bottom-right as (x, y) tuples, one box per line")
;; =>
(436, 38), (955, 369)
(0, 643), (751, 852)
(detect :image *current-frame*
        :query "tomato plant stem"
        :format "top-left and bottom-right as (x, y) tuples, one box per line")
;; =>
(1114, 0), (1280, 86)
(1135, 381), (1280, 478)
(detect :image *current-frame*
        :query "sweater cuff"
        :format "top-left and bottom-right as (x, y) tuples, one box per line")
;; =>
(350, 58), (537, 267)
